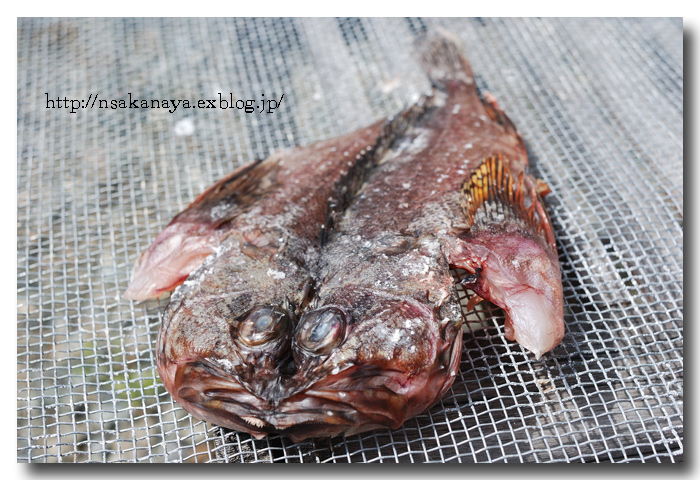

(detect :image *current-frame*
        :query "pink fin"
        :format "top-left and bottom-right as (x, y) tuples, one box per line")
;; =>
(449, 155), (564, 358)
(123, 222), (218, 301)
(124, 159), (274, 301)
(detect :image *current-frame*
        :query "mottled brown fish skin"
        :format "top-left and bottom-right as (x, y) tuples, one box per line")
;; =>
(155, 102), (430, 440)
(154, 32), (564, 442)
(272, 34), (536, 440)
(124, 120), (386, 301)
(270, 34), (564, 440)
(154, 123), (388, 396)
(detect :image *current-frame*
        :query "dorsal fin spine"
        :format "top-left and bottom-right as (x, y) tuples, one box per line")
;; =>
(460, 154), (556, 250)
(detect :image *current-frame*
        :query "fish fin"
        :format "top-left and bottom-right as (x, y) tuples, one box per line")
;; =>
(481, 92), (528, 158)
(535, 178), (552, 197)
(125, 159), (278, 301)
(416, 29), (475, 93)
(123, 222), (218, 301)
(190, 159), (260, 206)
(448, 154), (564, 359)
(460, 154), (556, 250)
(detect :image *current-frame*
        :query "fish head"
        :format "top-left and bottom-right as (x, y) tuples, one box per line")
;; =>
(157, 287), (463, 441)
(156, 301), (299, 438)
(271, 290), (462, 440)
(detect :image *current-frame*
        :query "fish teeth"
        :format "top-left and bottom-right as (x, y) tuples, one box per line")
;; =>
(241, 415), (266, 428)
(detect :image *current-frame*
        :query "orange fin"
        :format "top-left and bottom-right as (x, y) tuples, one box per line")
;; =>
(481, 92), (527, 161)
(460, 154), (556, 250)
(450, 155), (565, 358)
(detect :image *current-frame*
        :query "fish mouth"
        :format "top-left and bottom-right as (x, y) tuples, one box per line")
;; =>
(156, 296), (464, 442)
(163, 358), (448, 442)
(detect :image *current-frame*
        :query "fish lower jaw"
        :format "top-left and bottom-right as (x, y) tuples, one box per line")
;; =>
(161, 356), (461, 442)
(161, 360), (363, 439)
(176, 397), (369, 441)
(240, 415), (267, 429)
(176, 384), (396, 435)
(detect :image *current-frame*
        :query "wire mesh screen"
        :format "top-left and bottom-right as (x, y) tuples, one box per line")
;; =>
(17, 17), (683, 463)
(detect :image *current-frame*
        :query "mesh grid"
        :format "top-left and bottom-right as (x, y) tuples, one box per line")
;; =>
(17, 17), (683, 463)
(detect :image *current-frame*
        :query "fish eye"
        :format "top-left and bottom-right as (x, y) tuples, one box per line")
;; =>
(296, 306), (347, 355)
(236, 305), (291, 347)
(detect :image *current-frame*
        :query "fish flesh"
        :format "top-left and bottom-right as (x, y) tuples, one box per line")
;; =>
(149, 32), (564, 442)
(124, 105), (423, 301)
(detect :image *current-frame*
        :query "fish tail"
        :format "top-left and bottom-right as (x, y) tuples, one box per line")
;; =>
(449, 155), (564, 359)
(416, 29), (476, 93)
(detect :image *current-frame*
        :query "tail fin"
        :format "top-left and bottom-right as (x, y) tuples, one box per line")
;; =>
(416, 29), (475, 92)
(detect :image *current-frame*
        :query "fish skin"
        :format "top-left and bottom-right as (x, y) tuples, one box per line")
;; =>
(124, 115), (402, 301)
(124, 159), (270, 301)
(258, 32), (557, 440)
(154, 32), (565, 441)
(155, 101), (430, 440)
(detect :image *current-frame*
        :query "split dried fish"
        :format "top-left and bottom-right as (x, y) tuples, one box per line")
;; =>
(127, 31), (564, 442)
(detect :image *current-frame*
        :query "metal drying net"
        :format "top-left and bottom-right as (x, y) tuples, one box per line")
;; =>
(17, 17), (683, 463)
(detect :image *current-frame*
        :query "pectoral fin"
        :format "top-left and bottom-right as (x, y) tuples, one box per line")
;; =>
(449, 155), (564, 359)
(124, 159), (277, 301)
